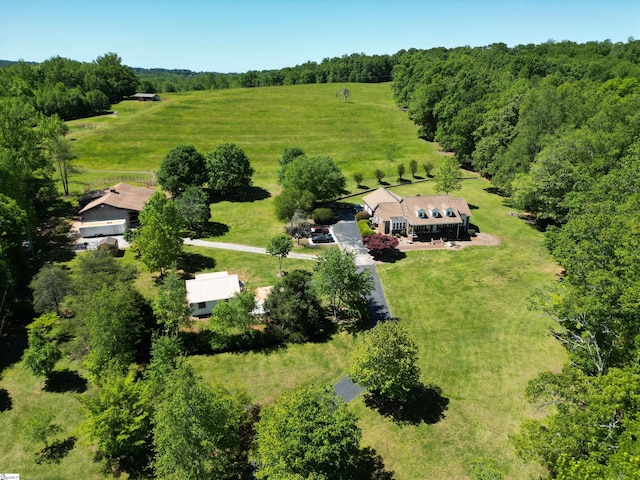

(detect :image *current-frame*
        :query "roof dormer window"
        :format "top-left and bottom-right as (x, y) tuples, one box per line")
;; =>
(416, 208), (426, 218)
(430, 208), (441, 218)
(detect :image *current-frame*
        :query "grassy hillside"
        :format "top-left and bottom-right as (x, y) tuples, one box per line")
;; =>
(67, 83), (439, 193)
(0, 83), (565, 479)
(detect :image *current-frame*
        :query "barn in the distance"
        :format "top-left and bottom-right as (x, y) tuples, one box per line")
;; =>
(79, 183), (155, 228)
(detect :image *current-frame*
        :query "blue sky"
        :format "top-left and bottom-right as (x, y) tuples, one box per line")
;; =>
(2, 1), (638, 72)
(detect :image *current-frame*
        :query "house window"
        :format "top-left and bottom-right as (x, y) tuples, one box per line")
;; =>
(430, 208), (441, 218)
(198, 302), (206, 309)
(446, 208), (455, 217)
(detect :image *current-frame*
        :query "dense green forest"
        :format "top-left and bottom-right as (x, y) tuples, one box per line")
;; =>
(2, 39), (640, 478)
(389, 39), (640, 478)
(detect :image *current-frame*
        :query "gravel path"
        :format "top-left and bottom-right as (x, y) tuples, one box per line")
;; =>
(183, 238), (318, 260)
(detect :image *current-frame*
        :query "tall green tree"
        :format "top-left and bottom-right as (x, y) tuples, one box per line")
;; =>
(82, 283), (143, 380)
(157, 144), (207, 196)
(132, 192), (183, 274)
(174, 185), (210, 235)
(152, 267), (192, 336)
(0, 193), (27, 295)
(153, 363), (250, 480)
(314, 248), (373, 320)
(273, 187), (314, 222)
(280, 155), (346, 204)
(253, 384), (362, 480)
(206, 143), (254, 195)
(348, 320), (421, 402)
(513, 365), (640, 478)
(81, 367), (153, 476)
(264, 270), (327, 343)
(434, 157), (463, 195)
(278, 146), (305, 183)
(23, 313), (62, 382)
(266, 234), (293, 276)
(25, 411), (62, 451)
(30, 264), (71, 314)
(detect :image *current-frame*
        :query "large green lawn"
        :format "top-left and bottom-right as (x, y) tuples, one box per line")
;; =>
(1, 84), (565, 479)
(188, 178), (566, 479)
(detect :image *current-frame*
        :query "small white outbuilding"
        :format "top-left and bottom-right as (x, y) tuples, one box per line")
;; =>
(185, 271), (242, 317)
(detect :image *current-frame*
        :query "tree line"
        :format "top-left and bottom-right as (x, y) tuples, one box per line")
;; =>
(389, 38), (640, 477)
(0, 53), (138, 120)
(135, 52), (398, 93)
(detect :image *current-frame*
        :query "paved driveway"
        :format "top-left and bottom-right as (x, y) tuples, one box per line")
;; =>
(331, 221), (391, 325)
(330, 220), (372, 265)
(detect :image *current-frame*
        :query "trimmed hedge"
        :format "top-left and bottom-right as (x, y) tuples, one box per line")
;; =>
(355, 211), (371, 222)
(312, 207), (334, 225)
(358, 219), (375, 237)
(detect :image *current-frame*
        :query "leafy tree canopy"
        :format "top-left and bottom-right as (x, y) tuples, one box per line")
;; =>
(254, 384), (361, 480)
(206, 143), (254, 195)
(264, 269), (327, 343)
(132, 192), (183, 274)
(153, 362), (250, 480)
(434, 157), (463, 195)
(348, 320), (421, 402)
(266, 234), (293, 276)
(280, 155), (346, 204)
(157, 144), (207, 196)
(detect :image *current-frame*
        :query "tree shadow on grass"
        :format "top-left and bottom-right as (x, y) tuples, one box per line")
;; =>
(0, 388), (12, 411)
(484, 186), (507, 197)
(180, 253), (217, 276)
(44, 369), (88, 393)
(370, 249), (406, 264)
(199, 221), (230, 238)
(35, 436), (76, 464)
(211, 186), (271, 204)
(364, 384), (449, 425)
(353, 446), (395, 480)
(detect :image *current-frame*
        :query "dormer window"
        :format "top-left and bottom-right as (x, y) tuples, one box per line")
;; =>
(445, 208), (455, 217)
(430, 208), (441, 218)
(416, 208), (426, 218)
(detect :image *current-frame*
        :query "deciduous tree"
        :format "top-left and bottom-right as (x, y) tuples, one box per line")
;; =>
(254, 384), (361, 479)
(264, 270), (327, 343)
(81, 367), (153, 476)
(434, 157), (463, 194)
(23, 313), (62, 381)
(280, 156), (346, 204)
(152, 267), (192, 336)
(132, 192), (183, 274)
(273, 187), (314, 222)
(363, 233), (399, 258)
(206, 143), (254, 195)
(153, 363), (250, 479)
(314, 248), (373, 320)
(157, 144), (207, 196)
(30, 264), (71, 314)
(174, 185), (210, 235)
(409, 159), (418, 178)
(348, 320), (421, 402)
(266, 234), (293, 276)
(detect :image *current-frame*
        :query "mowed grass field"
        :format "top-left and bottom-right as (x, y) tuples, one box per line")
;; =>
(65, 83), (440, 246)
(0, 83), (565, 479)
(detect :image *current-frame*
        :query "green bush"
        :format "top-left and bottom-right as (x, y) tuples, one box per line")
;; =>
(312, 207), (334, 225)
(358, 219), (375, 237)
(468, 228), (476, 237)
(355, 211), (371, 222)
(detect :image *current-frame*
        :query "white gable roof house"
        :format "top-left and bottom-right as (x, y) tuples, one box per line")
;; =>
(185, 271), (242, 317)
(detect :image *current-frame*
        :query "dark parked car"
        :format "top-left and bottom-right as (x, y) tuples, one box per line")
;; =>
(312, 233), (334, 243)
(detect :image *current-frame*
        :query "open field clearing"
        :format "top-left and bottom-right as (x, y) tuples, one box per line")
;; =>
(1, 84), (564, 479)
